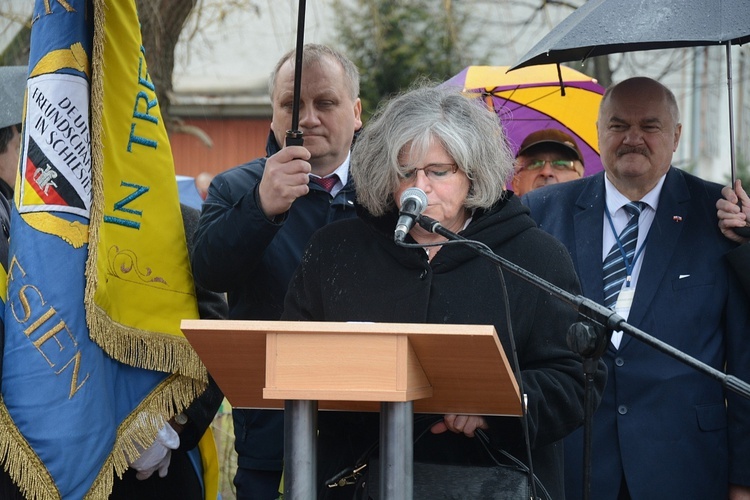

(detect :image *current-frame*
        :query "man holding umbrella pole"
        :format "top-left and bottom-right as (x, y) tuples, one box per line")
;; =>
(191, 44), (362, 499)
(523, 77), (750, 499)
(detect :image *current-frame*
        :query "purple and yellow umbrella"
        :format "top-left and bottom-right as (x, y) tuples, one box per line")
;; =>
(444, 65), (605, 176)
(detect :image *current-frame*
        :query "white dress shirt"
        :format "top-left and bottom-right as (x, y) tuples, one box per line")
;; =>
(603, 173), (666, 348)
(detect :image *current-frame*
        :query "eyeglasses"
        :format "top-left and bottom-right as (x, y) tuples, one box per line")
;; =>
(518, 159), (577, 172)
(400, 163), (459, 182)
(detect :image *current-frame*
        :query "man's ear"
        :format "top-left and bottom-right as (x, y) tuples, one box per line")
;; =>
(673, 123), (682, 152)
(511, 172), (520, 193)
(353, 98), (363, 131)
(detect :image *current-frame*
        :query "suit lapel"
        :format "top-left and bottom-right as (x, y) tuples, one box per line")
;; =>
(574, 174), (606, 303)
(621, 168), (689, 346)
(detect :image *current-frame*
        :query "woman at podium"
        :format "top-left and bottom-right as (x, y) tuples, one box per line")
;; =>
(282, 84), (606, 499)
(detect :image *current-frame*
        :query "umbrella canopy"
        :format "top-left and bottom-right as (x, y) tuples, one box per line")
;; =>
(511, 0), (750, 184)
(444, 65), (605, 176)
(512, 0), (750, 68)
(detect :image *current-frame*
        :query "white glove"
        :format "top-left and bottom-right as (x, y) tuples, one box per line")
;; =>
(128, 423), (180, 480)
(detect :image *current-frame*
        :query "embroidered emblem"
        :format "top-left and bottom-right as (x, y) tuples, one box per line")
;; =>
(33, 164), (59, 195)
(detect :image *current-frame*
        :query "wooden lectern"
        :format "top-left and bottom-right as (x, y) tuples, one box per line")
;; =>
(181, 320), (522, 499)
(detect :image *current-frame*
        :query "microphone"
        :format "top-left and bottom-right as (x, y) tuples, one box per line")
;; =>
(394, 187), (428, 243)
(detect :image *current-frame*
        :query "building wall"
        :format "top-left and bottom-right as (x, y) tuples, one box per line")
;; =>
(169, 117), (271, 177)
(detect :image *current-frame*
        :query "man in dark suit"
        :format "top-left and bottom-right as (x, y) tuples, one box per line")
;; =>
(523, 77), (750, 499)
(192, 44), (362, 499)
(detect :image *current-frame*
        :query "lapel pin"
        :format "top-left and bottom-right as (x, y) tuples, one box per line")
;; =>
(673, 216), (683, 222)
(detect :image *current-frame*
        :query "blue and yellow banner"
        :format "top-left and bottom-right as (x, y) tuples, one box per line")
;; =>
(0, 0), (214, 498)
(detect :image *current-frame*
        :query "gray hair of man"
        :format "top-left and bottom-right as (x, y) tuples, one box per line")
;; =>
(351, 83), (513, 217)
(268, 43), (360, 101)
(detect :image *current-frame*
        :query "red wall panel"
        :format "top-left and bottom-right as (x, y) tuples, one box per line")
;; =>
(169, 117), (271, 177)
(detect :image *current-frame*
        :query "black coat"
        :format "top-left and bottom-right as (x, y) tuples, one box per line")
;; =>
(192, 132), (358, 471)
(282, 194), (605, 499)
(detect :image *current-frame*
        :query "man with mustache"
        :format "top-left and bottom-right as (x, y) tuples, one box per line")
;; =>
(523, 77), (750, 499)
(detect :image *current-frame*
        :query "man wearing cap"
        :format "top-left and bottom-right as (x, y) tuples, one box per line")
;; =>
(512, 129), (585, 196)
(0, 66), (26, 201)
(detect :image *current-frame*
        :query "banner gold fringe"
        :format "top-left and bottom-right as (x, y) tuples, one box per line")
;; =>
(85, 0), (206, 384)
(84, 373), (206, 500)
(0, 1), (208, 498)
(0, 398), (58, 500)
(87, 303), (207, 381)
(0, 372), (205, 500)
(78, 1), (206, 497)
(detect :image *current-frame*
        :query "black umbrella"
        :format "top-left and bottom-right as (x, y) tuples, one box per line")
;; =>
(511, 0), (750, 192)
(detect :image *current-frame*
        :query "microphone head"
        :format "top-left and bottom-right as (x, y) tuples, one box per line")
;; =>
(399, 187), (428, 212)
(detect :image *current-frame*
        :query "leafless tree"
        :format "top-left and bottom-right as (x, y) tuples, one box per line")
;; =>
(136, 0), (198, 124)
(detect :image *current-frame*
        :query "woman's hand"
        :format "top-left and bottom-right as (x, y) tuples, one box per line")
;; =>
(430, 414), (489, 438)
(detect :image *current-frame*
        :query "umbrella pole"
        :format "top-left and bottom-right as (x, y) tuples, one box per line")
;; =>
(725, 43), (750, 237)
(555, 63), (567, 96)
(726, 42), (737, 185)
(285, 0), (307, 147)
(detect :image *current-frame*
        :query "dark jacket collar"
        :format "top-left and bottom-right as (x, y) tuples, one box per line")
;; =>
(356, 193), (535, 272)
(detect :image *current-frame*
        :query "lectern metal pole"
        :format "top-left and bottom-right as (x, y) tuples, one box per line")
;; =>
(284, 400), (318, 498)
(380, 401), (413, 499)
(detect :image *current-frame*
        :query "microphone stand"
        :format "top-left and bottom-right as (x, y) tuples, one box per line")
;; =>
(416, 214), (750, 499)
(566, 322), (608, 500)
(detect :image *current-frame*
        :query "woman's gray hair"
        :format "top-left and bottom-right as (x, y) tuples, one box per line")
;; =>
(268, 43), (360, 101)
(351, 84), (513, 216)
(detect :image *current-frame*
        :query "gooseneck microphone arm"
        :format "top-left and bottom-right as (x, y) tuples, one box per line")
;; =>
(416, 214), (750, 400)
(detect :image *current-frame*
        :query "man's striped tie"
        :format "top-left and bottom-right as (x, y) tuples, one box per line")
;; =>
(603, 201), (645, 309)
